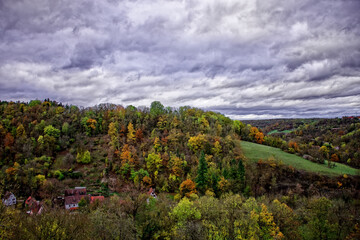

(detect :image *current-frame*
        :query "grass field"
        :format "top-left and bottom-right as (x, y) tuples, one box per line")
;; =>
(239, 141), (359, 176)
(267, 129), (293, 135)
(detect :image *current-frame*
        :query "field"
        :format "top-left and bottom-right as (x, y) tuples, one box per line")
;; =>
(239, 141), (359, 176)
(267, 129), (293, 135)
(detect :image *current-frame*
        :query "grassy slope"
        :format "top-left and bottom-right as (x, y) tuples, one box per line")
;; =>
(239, 141), (359, 176)
(267, 129), (293, 135)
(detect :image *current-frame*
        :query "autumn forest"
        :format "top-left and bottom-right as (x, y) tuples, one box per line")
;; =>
(0, 100), (359, 240)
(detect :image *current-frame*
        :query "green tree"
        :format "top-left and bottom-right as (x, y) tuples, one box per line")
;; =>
(61, 122), (70, 135)
(170, 197), (201, 226)
(145, 152), (162, 175)
(77, 150), (91, 164)
(301, 197), (338, 240)
(196, 151), (208, 194)
(150, 101), (165, 117)
(44, 125), (60, 138)
(238, 159), (245, 192)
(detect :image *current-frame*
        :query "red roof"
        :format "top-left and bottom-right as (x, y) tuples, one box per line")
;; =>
(25, 196), (32, 205)
(148, 188), (154, 195)
(90, 196), (105, 204)
(65, 195), (89, 205)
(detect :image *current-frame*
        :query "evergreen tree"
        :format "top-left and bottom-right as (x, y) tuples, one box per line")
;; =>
(238, 159), (245, 192)
(196, 151), (208, 194)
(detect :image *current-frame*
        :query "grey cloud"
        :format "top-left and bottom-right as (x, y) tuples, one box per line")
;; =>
(1, 0), (360, 119)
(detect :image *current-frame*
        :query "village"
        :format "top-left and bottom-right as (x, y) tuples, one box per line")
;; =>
(1, 187), (157, 215)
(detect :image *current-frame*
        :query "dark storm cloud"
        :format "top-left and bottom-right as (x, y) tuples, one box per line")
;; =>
(1, 0), (360, 119)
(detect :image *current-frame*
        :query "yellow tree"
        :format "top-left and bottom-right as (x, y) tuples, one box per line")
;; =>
(16, 123), (26, 138)
(249, 127), (259, 140)
(188, 134), (206, 153)
(153, 137), (162, 152)
(127, 122), (136, 144)
(120, 144), (135, 167)
(108, 122), (119, 150)
(212, 140), (222, 155)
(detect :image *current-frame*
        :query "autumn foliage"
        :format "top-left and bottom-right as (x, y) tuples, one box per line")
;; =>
(180, 179), (197, 198)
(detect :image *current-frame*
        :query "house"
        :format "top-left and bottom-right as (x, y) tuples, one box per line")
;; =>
(64, 187), (89, 210)
(90, 196), (105, 204)
(148, 188), (157, 198)
(2, 192), (16, 207)
(147, 188), (157, 204)
(25, 196), (43, 215)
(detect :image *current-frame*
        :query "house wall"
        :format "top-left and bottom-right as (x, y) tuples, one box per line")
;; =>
(2, 195), (16, 206)
(65, 203), (79, 209)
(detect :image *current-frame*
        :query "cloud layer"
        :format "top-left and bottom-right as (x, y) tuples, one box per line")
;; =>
(1, 0), (360, 119)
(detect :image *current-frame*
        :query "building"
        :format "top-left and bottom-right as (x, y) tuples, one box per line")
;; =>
(2, 192), (16, 207)
(147, 188), (157, 204)
(25, 196), (43, 215)
(148, 188), (157, 198)
(64, 187), (89, 210)
(90, 196), (105, 204)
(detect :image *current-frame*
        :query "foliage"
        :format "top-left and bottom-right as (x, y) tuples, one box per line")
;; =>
(77, 150), (91, 164)
(0, 100), (359, 240)
(180, 179), (197, 198)
(240, 141), (358, 176)
(195, 151), (208, 194)
(44, 125), (60, 138)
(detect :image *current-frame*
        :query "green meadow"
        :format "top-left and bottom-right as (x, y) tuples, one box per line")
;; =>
(240, 141), (359, 176)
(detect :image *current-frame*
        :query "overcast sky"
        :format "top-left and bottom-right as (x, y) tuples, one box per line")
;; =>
(1, 0), (360, 119)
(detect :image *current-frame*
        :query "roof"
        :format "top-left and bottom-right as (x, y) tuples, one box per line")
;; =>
(148, 188), (155, 195)
(25, 196), (34, 205)
(90, 196), (105, 204)
(65, 195), (89, 205)
(3, 192), (14, 199)
(65, 188), (87, 196)
(25, 196), (43, 214)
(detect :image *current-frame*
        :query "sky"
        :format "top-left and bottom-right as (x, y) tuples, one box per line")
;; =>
(0, 0), (360, 120)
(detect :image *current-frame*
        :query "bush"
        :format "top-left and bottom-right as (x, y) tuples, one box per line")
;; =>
(77, 150), (91, 164)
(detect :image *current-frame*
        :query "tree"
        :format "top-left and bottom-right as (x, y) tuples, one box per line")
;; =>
(120, 144), (135, 167)
(4, 133), (14, 148)
(188, 134), (206, 153)
(331, 153), (339, 162)
(238, 159), (245, 192)
(77, 150), (91, 164)
(150, 101), (165, 117)
(249, 127), (259, 140)
(62, 122), (70, 135)
(16, 123), (26, 138)
(127, 122), (135, 144)
(153, 137), (162, 152)
(255, 131), (264, 144)
(302, 197), (338, 240)
(108, 122), (119, 150)
(270, 199), (300, 239)
(180, 179), (197, 198)
(145, 152), (162, 175)
(44, 125), (60, 138)
(135, 128), (143, 142)
(170, 197), (201, 226)
(86, 118), (97, 130)
(212, 140), (222, 155)
(196, 151), (208, 194)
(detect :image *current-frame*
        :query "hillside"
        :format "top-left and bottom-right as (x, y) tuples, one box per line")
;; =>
(243, 118), (360, 168)
(0, 100), (359, 239)
(240, 141), (359, 176)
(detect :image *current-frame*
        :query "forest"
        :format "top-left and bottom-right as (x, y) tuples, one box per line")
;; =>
(0, 100), (359, 240)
